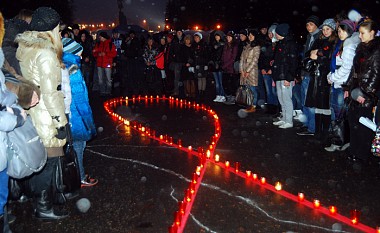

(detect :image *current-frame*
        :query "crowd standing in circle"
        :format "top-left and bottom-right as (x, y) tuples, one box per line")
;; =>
(0, 5), (379, 232)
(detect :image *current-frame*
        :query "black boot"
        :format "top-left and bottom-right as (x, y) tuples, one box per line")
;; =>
(1, 205), (13, 233)
(314, 113), (322, 140)
(34, 190), (69, 220)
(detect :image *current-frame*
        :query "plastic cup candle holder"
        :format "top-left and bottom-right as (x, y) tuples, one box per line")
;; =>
(350, 209), (360, 225)
(298, 193), (305, 201)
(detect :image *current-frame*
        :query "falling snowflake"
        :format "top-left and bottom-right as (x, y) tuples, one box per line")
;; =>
(311, 5), (319, 12)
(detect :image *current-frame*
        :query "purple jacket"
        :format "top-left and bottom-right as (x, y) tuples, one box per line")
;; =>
(221, 42), (238, 74)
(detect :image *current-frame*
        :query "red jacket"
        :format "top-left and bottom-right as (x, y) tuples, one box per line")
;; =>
(92, 39), (117, 68)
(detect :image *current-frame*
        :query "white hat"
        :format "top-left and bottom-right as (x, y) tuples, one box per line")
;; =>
(194, 32), (202, 40)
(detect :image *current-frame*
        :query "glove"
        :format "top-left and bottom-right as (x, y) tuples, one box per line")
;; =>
(204, 66), (208, 71)
(55, 126), (67, 140)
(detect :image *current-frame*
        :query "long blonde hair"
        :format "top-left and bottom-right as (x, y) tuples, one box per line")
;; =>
(49, 25), (64, 68)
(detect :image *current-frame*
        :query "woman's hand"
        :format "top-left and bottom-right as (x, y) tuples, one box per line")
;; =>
(357, 96), (366, 104)
(344, 91), (349, 99)
(283, 80), (290, 87)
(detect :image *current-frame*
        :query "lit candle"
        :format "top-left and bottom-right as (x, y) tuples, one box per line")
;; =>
(313, 199), (320, 208)
(298, 193), (305, 201)
(246, 170), (252, 177)
(376, 226), (380, 233)
(275, 182), (282, 191)
(141, 126), (145, 132)
(196, 166), (201, 176)
(192, 173), (197, 184)
(235, 162), (240, 172)
(188, 146), (192, 151)
(215, 154), (220, 162)
(206, 150), (211, 158)
(159, 135), (164, 140)
(350, 209), (360, 225)
(178, 201), (186, 215)
(174, 211), (181, 226)
(260, 177), (266, 184)
(329, 206), (337, 214)
(178, 139), (182, 148)
(225, 161), (230, 167)
(252, 173), (258, 180)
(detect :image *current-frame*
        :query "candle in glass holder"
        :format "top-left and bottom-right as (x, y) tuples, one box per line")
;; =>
(215, 154), (220, 162)
(235, 162), (240, 172)
(253, 173), (258, 180)
(329, 206), (337, 214)
(260, 177), (266, 184)
(246, 170), (252, 177)
(298, 193), (305, 201)
(275, 182), (282, 191)
(350, 209), (360, 225)
(313, 199), (320, 208)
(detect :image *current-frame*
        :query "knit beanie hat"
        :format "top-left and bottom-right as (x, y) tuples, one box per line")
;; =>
(62, 37), (83, 56)
(320, 18), (336, 31)
(194, 32), (202, 40)
(239, 28), (248, 37)
(275, 23), (290, 37)
(339, 19), (356, 36)
(30, 7), (60, 32)
(306, 15), (320, 27)
(226, 31), (235, 38)
(99, 31), (110, 40)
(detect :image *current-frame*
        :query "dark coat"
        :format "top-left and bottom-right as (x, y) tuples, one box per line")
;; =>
(221, 42), (238, 74)
(209, 40), (225, 72)
(272, 35), (298, 82)
(258, 40), (275, 72)
(305, 37), (335, 109)
(345, 37), (380, 107)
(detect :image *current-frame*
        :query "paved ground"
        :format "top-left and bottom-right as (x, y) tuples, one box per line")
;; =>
(8, 86), (380, 233)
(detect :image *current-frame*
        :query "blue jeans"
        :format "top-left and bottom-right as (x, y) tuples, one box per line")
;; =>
(97, 67), (112, 95)
(301, 76), (315, 133)
(292, 83), (302, 110)
(249, 85), (258, 106)
(213, 71), (225, 96)
(0, 169), (9, 215)
(330, 86), (344, 121)
(262, 74), (278, 105)
(257, 72), (266, 103)
(73, 141), (86, 181)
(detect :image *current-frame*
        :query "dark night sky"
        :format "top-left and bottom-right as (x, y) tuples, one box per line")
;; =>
(73, 0), (167, 28)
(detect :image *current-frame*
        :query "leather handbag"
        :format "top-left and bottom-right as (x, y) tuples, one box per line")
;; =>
(235, 85), (254, 106)
(6, 115), (47, 179)
(330, 100), (350, 145)
(53, 123), (81, 204)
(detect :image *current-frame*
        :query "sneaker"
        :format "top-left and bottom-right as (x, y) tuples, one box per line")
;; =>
(294, 113), (307, 123)
(273, 120), (285, 126)
(81, 175), (98, 187)
(218, 96), (226, 102)
(279, 123), (293, 129)
(213, 96), (221, 102)
(339, 143), (350, 151)
(296, 130), (314, 136)
(324, 144), (341, 152)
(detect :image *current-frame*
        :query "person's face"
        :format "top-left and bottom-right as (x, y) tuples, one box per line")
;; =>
(81, 33), (86, 42)
(260, 27), (268, 35)
(306, 22), (318, 33)
(167, 37), (172, 43)
(322, 26), (333, 38)
(113, 33), (119, 38)
(147, 39), (153, 46)
(100, 36), (106, 42)
(160, 38), (166, 45)
(239, 34), (247, 41)
(359, 26), (375, 43)
(227, 35), (233, 43)
(215, 34), (221, 41)
(268, 31), (274, 39)
(177, 31), (183, 37)
(194, 36), (200, 43)
(73, 29), (79, 36)
(337, 27), (349, 41)
(248, 33), (255, 42)
(185, 38), (191, 45)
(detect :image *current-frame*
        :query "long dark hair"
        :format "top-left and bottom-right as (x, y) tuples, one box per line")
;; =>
(248, 29), (260, 47)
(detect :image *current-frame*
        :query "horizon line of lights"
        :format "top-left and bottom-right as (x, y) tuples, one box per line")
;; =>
(104, 95), (380, 233)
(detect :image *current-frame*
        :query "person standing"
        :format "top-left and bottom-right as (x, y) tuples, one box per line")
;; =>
(78, 29), (94, 90)
(343, 19), (380, 162)
(324, 19), (360, 152)
(272, 23), (298, 129)
(210, 31), (226, 102)
(297, 15), (321, 135)
(221, 31), (238, 104)
(239, 29), (261, 112)
(0, 11), (27, 231)
(192, 32), (209, 99)
(304, 19), (337, 144)
(15, 7), (69, 220)
(62, 38), (98, 187)
(93, 31), (117, 97)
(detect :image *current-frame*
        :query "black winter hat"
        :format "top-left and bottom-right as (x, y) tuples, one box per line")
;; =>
(239, 28), (248, 37)
(99, 31), (110, 39)
(306, 15), (320, 27)
(30, 7), (60, 32)
(275, 23), (290, 37)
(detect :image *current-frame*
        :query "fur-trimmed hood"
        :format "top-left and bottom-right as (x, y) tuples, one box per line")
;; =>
(343, 31), (361, 48)
(15, 31), (56, 57)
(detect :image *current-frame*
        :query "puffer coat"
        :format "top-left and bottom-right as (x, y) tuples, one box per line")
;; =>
(15, 31), (67, 156)
(239, 43), (260, 86)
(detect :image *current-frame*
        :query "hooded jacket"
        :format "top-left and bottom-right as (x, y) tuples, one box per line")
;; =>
(272, 34), (298, 82)
(239, 42), (261, 86)
(15, 31), (67, 155)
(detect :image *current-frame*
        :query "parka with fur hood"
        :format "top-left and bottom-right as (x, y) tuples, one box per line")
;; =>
(15, 30), (67, 156)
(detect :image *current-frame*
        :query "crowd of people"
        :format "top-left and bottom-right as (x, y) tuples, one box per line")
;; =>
(0, 4), (379, 233)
